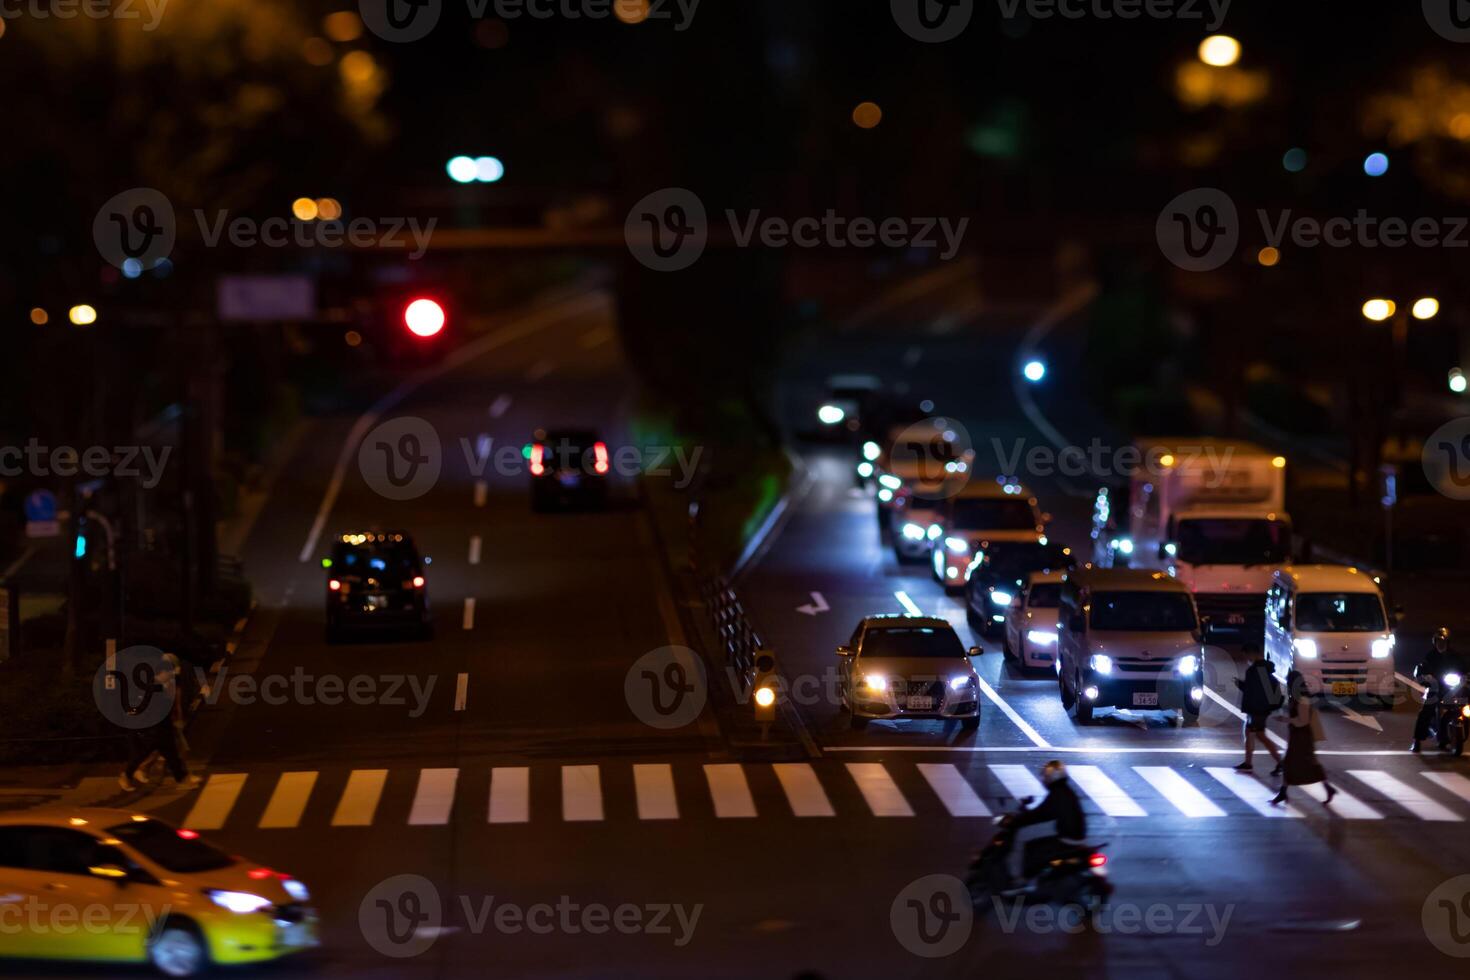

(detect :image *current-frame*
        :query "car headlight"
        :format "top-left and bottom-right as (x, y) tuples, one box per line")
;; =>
(901, 522), (926, 541)
(1026, 630), (1058, 646)
(878, 487), (894, 503)
(945, 537), (969, 555)
(1445, 672), (1464, 690)
(283, 879), (310, 902)
(856, 461), (875, 479)
(878, 474), (903, 491)
(1089, 654), (1113, 675)
(1176, 654), (1199, 676)
(1114, 537), (1135, 556)
(927, 523), (943, 541)
(1292, 638), (1318, 659)
(206, 890), (274, 914)
(861, 674), (888, 692)
(989, 590), (1013, 607)
(1371, 636), (1394, 659)
(949, 675), (976, 691)
(863, 441), (881, 462)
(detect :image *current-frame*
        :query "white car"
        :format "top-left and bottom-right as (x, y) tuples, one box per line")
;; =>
(837, 615), (982, 730)
(1003, 571), (1066, 670)
(927, 479), (1047, 585)
(1263, 565), (1398, 705)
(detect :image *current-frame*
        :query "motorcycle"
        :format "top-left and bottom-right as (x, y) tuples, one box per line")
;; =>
(964, 799), (1113, 926)
(1435, 672), (1469, 757)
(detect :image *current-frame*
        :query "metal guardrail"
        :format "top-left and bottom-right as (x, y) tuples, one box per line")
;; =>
(698, 574), (762, 693)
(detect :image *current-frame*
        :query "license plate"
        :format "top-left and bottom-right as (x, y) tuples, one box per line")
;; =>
(1331, 682), (1357, 696)
(905, 696), (934, 711)
(277, 922), (316, 948)
(1132, 692), (1159, 707)
(559, 472), (581, 488)
(1227, 613), (1246, 625)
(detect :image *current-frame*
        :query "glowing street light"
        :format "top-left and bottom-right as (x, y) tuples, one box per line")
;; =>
(1022, 359), (1047, 383)
(817, 404), (846, 426)
(1412, 297), (1440, 320)
(446, 156), (478, 184)
(1197, 35), (1241, 68)
(1450, 369), (1467, 395)
(404, 298), (446, 338)
(68, 304), (97, 326)
(1361, 299), (1396, 322)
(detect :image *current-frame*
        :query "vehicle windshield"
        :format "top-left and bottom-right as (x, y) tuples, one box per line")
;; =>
(107, 819), (235, 874)
(862, 627), (965, 658)
(950, 498), (1037, 531)
(332, 541), (418, 577)
(980, 542), (1071, 581)
(1295, 593), (1386, 632)
(1175, 519), (1290, 566)
(1028, 583), (1062, 608)
(1089, 592), (1198, 632)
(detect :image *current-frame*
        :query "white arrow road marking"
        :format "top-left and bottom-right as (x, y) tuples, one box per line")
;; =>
(796, 591), (829, 615)
(1338, 706), (1384, 732)
(1203, 686), (1288, 749)
(894, 591), (923, 616)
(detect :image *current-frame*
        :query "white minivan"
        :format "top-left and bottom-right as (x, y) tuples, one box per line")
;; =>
(1263, 565), (1397, 705)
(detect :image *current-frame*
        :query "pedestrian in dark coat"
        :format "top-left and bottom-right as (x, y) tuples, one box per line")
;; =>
(1234, 655), (1284, 772)
(1271, 670), (1336, 806)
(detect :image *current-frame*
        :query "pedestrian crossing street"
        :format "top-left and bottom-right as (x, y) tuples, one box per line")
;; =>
(157, 759), (1470, 832)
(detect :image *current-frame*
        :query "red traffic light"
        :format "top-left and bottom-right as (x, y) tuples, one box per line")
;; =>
(404, 298), (446, 338)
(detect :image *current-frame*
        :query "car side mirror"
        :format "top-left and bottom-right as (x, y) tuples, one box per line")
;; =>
(967, 646), (982, 658)
(836, 646), (853, 658)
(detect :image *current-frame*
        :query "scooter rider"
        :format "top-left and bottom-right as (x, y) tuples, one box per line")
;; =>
(1412, 627), (1468, 753)
(1004, 760), (1087, 892)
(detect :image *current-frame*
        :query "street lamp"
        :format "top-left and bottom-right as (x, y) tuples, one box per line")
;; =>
(1197, 35), (1241, 68)
(1450, 368), (1467, 395)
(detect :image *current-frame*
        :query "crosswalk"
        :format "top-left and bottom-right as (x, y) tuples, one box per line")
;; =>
(164, 761), (1470, 832)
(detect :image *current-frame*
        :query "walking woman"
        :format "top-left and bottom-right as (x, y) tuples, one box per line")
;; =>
(1270, 670), (1336, 806)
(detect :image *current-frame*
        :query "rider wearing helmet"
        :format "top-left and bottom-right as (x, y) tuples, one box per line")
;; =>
(1004, 760), (1088, 890)
(1412, 628), (1468, 753)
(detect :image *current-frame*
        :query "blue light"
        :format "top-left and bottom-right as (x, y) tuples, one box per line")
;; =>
(74, 534), (87, 559)
(474, 156), (505, 183)
(1282, 147), (1307, 173)
(122, 258), (143, 279)
(1364, 152), (1389, 177)
(1023, 359), (1046, 383)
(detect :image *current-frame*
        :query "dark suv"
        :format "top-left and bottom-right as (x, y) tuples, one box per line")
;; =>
(323, 532), (432, 641)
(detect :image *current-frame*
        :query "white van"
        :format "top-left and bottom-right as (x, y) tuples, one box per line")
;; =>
(1263, 565), (1397, 705)
(1056, 568), (1206, 725)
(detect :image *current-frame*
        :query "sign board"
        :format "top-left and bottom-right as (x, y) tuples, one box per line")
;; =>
(217, 274), (316, 321)
(23, 490), (56, 523)
(1380, 464), (1398, 510)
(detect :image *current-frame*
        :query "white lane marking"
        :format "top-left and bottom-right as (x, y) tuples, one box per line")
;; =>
(473, 480), (488, 507)
(1396, 672), (1425, 694)
(1133, 767), (1227, 818)
(633, 764), (679, 820)
(704, 764), (758, 818)
(773, 763), (836, 817)
(824, 745), (1413, 756)
(184, 773), (247, 830)
(1299, 782), (1382, 819)
(1068, 764), (1147, 817)
(462, 597), (476, 630)
(1348, 770), (1461, 821)
(454, 673), (468, 712)
(259, 772), (319, 829)
(1204, 767), (1300, 819)
(894, 591), (923, 616)
(489, 394), (513, 418)
(408, 768), (459, 825)
(562, 765), (604, 822)
(796, 591), (829, 615)
(917, 763), (991, 817)
(1203, 686), (1289, 749)
(296, 290), (605, 562)
(525, 359), (555, 382)
(468, 535), (482, 564)
(332, 770), (388, 826)
(974, 676), (1050, 749)
(489, 767), (530, 824)
(989, 764), (1047, 804)
(1423, 772), (1470, 805)
(845, 763), (915, 817)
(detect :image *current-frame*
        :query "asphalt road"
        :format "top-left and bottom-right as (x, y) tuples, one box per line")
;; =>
(8, 280), (1470, 978)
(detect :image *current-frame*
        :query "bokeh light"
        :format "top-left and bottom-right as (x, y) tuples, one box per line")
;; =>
(1362, 299), (1396, 322)
(614, 0), (651, 25)
(29, 307), (47, 325)
(301, 37), (333, 66)
(316, 197), (343, 220)
(852, 101), (883, 129)
(1412, 297), (1440, 320)
(1257, 247), (1281, 267)
(323, 11), (364, 42)
(291, 197), (319, 221)
(447, 156), (478, 183)
(1282, 148), (1307, 172)
(1197, 35), (1241, 68)
(1363, 152), (1389, 177)
(68, 304), (97, 326)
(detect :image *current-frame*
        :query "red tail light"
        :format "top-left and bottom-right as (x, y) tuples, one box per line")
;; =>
(529, 443), (545, 477)
(177, 829), (200, 840)
(328, 579), (341, 591)
(412, 576), (425, 588)
(593, 441), (610, 475)
(248, 867), (273, 880)
(1088, 853), (1107, 868)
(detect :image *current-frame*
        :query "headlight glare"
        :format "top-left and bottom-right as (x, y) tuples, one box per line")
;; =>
(1089, 654), (1113, 675)
(949, 675), (975, 691)
(1371, 637), (1394, 659)
(901, 522), (926, 541)
(945, 537), (969, 555)
(1177, 654), (1199, 676)
(989, 590), (1013, 607)
(1293, 638), (1318, 659)
(1026, 630), (1058, 646)
(861, 674), (888, 692)
(206, 890), (274, 914)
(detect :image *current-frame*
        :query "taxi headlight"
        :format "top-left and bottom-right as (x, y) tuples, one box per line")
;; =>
(283, 879), (310, 902)
(1089, 654), (1113, 675)
(861, 674), (888, 692)
(206, 890), (274, 914)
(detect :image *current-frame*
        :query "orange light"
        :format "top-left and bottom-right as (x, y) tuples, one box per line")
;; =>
(404, 298), (446, 338)
(1256, 246), (1280, 267)
(593, 441), (610, 475)
(412, 575), (425, 588)
(291, 197), (319, 221)
(328, 579), (341, 591)
(852, 101), (883, 129)
(530, 443), (546, 477)
(29, 307), (48, 325)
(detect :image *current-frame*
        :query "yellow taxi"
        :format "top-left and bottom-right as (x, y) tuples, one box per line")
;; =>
(0, 807), (317, 977)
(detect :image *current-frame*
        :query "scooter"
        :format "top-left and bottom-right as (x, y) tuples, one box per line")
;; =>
(964, 799), (1113, 926)
(1436, 672), (1469, 757)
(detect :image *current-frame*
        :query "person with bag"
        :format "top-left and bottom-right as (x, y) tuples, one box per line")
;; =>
(1233, 652), (1284, 773)
(1270, 670), (1336, 807)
